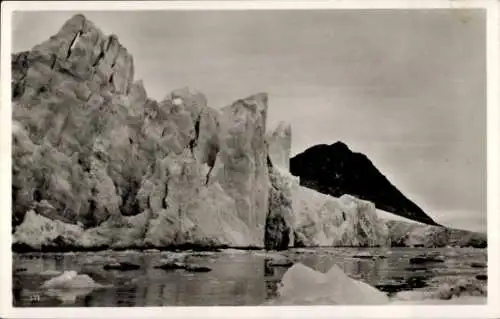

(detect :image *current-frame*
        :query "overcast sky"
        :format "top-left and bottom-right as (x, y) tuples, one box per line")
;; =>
(12, 10), (486, 233)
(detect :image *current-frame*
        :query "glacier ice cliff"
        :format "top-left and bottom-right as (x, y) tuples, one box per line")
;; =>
(12, 14), (269, 249)
(263, 121), (390, 249)
(12, 14), (477, 251)
(264, 123), (390, 249)
(385, 220), (486, 248)
(292, 185), (390, 247)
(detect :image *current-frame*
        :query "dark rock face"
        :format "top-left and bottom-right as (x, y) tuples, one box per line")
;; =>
(290, 142), (440, 226)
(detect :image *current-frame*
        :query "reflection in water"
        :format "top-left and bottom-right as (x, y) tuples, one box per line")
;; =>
(116, 285), (137, 307)
(264, 260), (281, 300)
(84, 294), (92, 307)
(264, 261), (274, 277)
(13, 247), (487, 307)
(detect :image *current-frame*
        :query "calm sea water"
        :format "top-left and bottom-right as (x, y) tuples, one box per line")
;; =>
(12, 247), (487, 307)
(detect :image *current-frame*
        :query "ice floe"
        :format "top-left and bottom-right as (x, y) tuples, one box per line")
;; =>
(41, 270), (106, 289)
(271, 263), (389, 305)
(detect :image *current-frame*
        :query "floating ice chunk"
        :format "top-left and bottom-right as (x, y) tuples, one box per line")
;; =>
(434, 277), (486, 300)
(39, 270), (110, 305)
(159, 251), (190, 262)
(41, 270), (105, 289)
(391, 289), (432, 302)
(187, 250), (217, 257)
(251, 250), (286, 259)
(260, 252), (294, 267)
(391, 290), (486, 305)
(352, 251), (386, 259)
(390, 276), (487, 304)
(273, 263), (389, 305)
(40, 269), (62, 277)
(172, 97), (183, 106)
(221, 248), (251, 255)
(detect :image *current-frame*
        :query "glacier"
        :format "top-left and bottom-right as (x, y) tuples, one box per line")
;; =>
(11, 14), (485, 251)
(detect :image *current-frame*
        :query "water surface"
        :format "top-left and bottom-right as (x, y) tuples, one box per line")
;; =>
(13, 247), (487, 307)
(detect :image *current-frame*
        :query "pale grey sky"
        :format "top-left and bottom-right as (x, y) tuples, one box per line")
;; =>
(12, 10), (486, 232)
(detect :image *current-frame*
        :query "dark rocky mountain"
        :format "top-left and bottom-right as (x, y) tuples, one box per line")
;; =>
(290, 142), (440, 226)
